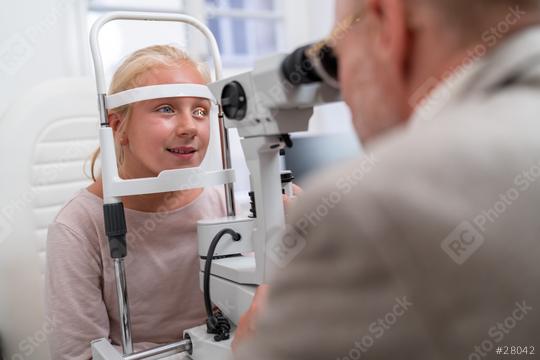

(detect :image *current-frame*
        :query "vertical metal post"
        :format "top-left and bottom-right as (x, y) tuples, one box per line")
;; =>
(97, 93), (108, 125)
(114, 258), (133, 355)
(218, 107), (236, 217)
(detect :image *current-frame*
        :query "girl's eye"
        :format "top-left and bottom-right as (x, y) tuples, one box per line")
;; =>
(157, 105), (175, 114)
(193, 108), (208, 118)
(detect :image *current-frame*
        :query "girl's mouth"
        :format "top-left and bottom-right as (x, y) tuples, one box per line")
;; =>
(166, 146), (197, 160)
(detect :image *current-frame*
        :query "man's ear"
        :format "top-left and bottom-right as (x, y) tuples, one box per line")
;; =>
(370, 0), (408, 69)
(108, 112), (128, 145)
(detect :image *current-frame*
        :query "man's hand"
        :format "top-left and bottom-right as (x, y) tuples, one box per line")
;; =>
(232, 185), (301, 351)
(232, 284), (270, 352)
(283, 183), (303, 210)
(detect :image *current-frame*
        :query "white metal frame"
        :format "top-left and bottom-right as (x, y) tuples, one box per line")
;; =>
(89, 11), (231, 203)
(89, 13), (236, 358)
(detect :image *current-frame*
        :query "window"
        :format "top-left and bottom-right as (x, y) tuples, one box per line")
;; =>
(205, 0), (284, 67)
(89, 0), (186, 13)
(87, 0), (284, 71)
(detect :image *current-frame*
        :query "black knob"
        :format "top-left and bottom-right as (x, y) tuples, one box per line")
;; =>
(221, 81), (247, 120)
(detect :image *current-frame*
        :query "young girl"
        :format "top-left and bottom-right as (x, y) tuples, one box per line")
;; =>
(45, 45), (227, 359)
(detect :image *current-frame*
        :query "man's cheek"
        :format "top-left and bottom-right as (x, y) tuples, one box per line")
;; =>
(340, 59), (364, 105)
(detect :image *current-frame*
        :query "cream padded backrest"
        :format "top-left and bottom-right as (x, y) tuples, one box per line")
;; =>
(0, 77), (99, 360)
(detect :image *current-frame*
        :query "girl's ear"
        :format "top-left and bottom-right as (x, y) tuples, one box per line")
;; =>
(108, 112), (129, 145)
(108, 112), (121, 131)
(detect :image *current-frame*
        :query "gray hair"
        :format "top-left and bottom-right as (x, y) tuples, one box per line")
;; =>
(413, 0), (540, 38)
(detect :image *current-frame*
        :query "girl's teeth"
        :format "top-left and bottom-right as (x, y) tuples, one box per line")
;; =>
(169, 148), (193, 154)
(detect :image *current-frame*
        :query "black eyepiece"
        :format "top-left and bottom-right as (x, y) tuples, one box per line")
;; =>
(281, 43), (338, 87)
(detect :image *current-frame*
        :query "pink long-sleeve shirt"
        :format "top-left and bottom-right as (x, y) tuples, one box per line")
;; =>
(45, 187), (226, 359)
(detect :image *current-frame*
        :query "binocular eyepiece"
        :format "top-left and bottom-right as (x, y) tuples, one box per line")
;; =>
(281, 42), (339, 88)
(221, 42), (340, 121)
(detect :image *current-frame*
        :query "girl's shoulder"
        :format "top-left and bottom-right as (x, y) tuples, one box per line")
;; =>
(51, 189), (104, 233)
(51, 186), (227, 234)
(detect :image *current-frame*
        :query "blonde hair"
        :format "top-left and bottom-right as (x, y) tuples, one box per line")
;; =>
(89, 44), (212, 181)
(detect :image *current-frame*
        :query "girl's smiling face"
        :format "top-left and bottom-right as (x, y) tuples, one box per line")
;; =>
(115, 62), (211, 179)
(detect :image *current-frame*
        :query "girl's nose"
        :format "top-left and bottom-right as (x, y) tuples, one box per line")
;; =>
(175, 112), (198, 137)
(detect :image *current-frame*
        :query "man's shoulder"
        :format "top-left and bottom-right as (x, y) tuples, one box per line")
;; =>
(295, 101), (540, 231)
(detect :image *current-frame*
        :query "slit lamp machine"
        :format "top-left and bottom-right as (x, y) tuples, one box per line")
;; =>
(88, 12), (340, 360)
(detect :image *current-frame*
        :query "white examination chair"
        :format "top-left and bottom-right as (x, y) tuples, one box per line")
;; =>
(0, 78), (99, 360)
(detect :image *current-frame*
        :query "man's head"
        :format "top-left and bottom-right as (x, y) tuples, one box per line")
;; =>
(333, 0), (540, 144)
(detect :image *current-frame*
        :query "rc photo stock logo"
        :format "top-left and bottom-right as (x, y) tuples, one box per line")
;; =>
(441, 159), (540, 265)
(266, 224), (307, 269)
(0, 34), (34, 76)
(0, 213), (14, 245)
(441, 221), (485, 265)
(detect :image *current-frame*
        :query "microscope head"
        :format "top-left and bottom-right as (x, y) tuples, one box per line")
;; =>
(209, 43), (342, 138)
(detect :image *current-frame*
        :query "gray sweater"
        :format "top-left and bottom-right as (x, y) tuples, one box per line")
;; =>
(45, 187), (225, 359)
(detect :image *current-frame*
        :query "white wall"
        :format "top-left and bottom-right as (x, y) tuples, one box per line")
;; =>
(0, 0), (87, 118)
(283, 0), (336, 48)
